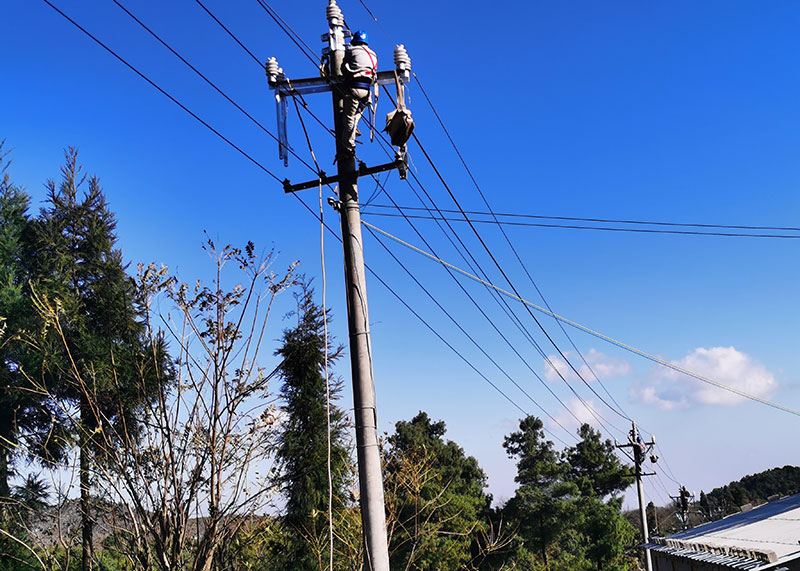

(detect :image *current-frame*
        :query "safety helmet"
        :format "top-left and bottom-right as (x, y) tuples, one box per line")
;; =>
(351, 30), (369, 45)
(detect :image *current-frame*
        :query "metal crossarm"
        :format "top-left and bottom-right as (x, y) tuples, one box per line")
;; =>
(269, 70), (408, 97)
(283, 158), (404, 193)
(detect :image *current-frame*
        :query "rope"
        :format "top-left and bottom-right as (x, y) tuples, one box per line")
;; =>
(321, 180), (333, 571)
(294, 96), (334, 571)
(362, 219), (800, 418)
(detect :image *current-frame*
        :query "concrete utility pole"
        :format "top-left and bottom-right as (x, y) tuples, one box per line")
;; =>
(617, 421), (657, 571)
(266, 3), (411, 569)
(327, 4), (390, 569)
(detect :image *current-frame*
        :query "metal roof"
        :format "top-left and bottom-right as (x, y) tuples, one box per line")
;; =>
(646, 493), (800, 570)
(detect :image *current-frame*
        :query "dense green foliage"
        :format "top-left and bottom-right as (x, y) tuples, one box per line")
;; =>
(0, 144), (67, 503)
(384, 412), (490, 570)
(273, 283), (353, 570)
(502, 417), (635, 570)
(703, 465), (800, 516)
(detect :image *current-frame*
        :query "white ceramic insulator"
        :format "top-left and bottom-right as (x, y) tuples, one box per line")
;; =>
(266, 57), (285, 83)
(394, 44), (411, 72)
(327, 0), (343, 27)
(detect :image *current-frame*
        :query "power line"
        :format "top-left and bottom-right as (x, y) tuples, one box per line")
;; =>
(106, 0), (324, 175)
(364, 224), (573, 447)
(412, 71), (631, 426)
(410, 132), (629, 433)
(356, 0), (379, 23)
(654, 443), (683, 486)
(254, 0), (319, 67)
(42, 0), (283, 183)
(360, 211), (800, 239)
(363, 119), (625, 437)
(194, 0), (336, 140)
(194, 0), (263, 67)
(363, 203), (800, 234)
(363, 218), (800, 418)
(369, 134), (611, 435)
(367, 174), (582, 439)
(45, 0), (577, 449)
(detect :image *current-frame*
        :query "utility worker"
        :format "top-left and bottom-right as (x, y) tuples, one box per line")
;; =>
(340, 30), (377, 158)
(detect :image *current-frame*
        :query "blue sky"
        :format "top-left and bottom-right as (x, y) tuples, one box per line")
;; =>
(4, 0), (800, 510)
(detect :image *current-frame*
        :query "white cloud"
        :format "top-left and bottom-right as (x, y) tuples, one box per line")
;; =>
(543, 348), (631, 383)
(549, 397), (601, 432)
(631, 346), (777, 410)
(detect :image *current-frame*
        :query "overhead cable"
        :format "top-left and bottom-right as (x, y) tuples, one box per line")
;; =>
(361, 211), (800, 239)
(370, 133), (611, 436)
(367, 177), (582, 438)
(48, 0), (557, 443)
(363, 219), (800, 418)
(412, 72), (632, 423)
(194, 0), (263, 67)
(410, 132), (629, 432)
(106, 0), (324, 175)
(365, 203), (800, 233)
(42, 0), (283, 183)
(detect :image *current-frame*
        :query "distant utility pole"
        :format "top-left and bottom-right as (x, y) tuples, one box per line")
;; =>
(670, 485), (694, 530)
(617, 421), (657, 571)
(266, 2), (412, 569)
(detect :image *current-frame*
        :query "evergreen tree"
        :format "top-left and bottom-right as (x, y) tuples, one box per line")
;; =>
(0, 145), (66, 504)
(383, 411), (489, 570)
(564, 423), (629, 499)
(578, 497), (635, 571)
(502, 416), (579, 565)
(275, 283), (351, 569)
(32, 148), (168, 570)
(706, 465), (800, 511)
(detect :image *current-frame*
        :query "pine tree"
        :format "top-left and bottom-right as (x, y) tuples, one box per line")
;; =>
(0, 145), (67, 505)
(32, 148), (168, 570)
(275, 283), (351, 569)
(503, 416), (579, 565)
(564, 423), (629, 498)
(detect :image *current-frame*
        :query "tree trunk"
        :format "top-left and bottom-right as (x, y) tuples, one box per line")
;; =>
(80, 398), (94, 571)
(0, 446), (10, 517)
(0, 446), (10, 499)
(540, 519), (547, 566)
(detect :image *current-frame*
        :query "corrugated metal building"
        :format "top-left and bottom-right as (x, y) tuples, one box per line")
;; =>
(645, 494), (800, 571)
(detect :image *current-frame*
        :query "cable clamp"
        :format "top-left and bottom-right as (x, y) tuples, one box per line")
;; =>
(327, 196), (342, 211)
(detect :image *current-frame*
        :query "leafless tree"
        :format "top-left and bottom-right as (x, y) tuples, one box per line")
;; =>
(23, 240), (297, 570)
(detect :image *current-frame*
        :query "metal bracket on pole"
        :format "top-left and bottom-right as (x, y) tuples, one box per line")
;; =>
(283, 157), (405, 193)
(276, 94), (289, 167)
